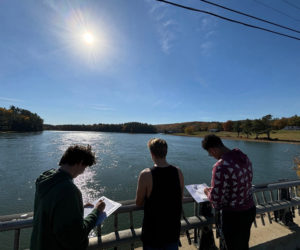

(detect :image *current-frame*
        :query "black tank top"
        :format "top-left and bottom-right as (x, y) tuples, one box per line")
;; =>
(141, 165), (182, 247)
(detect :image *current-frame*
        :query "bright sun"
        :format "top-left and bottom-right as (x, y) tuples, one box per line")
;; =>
(83, 32), (95, 45)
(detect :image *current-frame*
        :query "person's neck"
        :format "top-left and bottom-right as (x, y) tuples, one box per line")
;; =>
(59, 164), (76, 178)
(153, 158), (169, 168)
(218, 146), (231, 159)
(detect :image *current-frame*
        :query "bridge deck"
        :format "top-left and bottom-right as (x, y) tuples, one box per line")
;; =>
(135, 214), (300, 250)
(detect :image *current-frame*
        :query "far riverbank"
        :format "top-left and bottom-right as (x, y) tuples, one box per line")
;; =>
(173, 130), (300, 145)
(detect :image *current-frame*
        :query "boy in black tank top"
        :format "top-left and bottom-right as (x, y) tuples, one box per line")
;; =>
(135, 138), (184, 250)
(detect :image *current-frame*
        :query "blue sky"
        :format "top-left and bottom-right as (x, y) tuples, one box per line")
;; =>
(0, 0), (299, 125)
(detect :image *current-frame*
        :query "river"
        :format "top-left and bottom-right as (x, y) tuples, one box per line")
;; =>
(1, 131), (300, 249)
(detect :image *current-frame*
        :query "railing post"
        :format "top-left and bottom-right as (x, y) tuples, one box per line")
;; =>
(96, 224), (102, 245)
(197, 201), (215, 250)
(14, 229), (20, 250)
(194, 202), (198, 243)
(129, 211), (134, 250)
(114, 213), (118, 250)
(275, 179), (294, 226)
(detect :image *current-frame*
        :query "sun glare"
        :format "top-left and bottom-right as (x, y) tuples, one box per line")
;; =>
(56, 8), (112, 66)
(83, 32), (95, 45)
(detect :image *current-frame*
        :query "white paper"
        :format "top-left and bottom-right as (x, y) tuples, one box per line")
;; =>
(185, 183), (209, 203)
(84, 196), (122, 226)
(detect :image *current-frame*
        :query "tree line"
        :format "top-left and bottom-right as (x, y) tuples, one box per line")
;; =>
(158, 114), (300, 140)
(44, 122), (157, 133)
(2, 105), (299, 138)
(213, 115), (300, 139)
(0, 106), (43, 132)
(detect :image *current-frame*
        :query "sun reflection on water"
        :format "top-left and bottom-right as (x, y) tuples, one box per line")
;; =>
(55, 131), (110, 202)
(74, 167), (105, 204)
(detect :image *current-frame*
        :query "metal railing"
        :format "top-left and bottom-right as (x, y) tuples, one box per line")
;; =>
(0, 197), (207, 250)
(1, 179), (300, 250)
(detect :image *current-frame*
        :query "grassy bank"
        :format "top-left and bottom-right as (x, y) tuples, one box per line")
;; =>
(174, 130), (300, 144)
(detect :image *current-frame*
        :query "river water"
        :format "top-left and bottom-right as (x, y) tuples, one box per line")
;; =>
(1, 131), (300, 249)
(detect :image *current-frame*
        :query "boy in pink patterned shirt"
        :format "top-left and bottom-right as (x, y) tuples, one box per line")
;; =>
(203, 135), (256, 250)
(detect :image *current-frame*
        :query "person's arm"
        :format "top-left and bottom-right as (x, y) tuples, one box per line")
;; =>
(135, 169), (151, 207)
(204, 187), (212, 196)
(207, 162), (227, 209)
(177, 168), (184, 200)
(83, 199), (105, 230)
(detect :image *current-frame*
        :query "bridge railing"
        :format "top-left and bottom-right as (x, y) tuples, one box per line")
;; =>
(1, 179), (300, 250)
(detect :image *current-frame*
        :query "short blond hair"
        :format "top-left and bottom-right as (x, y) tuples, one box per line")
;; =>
(147, 138), (168, 158)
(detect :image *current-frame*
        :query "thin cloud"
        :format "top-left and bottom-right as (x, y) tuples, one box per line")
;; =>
(196, 15), (217, 55)
(146, 1), (179, 54)
(163, 19), (176, 27)
(200, 41), (213, 55)
(0, 97), (22, 103)
(91, 105), (115, 111)
(161, 29), (176, 53)
(149, 0), (164, 14)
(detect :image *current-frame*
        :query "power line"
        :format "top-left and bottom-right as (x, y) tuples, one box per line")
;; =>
(199, 0), (300, 34)
(282, 0), (300, 11)
(156, 0), (300, 41)
(253, 0), (300, 22)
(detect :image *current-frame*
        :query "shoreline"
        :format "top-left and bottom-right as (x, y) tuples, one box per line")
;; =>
(172, 133), (300, 145)
(2, 130), (300, 145)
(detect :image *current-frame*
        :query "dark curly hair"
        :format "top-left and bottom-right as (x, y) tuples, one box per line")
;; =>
(202, 134), (224, 150)
(59, 145), (96, 167)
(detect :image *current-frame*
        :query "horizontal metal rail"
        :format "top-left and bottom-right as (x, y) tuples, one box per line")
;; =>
(1, 180), (300, 250)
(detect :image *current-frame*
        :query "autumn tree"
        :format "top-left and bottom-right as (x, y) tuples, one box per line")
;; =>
(184, 126), (195, 135)
(261, 114), (273, 139)
(233, 121), (242, 137)
(252, 119), (264, 139)
(288, 115), (300, 126)
(272, 118), (288, 130)
(241, 119), (252, 138)
(223, 120), (233, 131)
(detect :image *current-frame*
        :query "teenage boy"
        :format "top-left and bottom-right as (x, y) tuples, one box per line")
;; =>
(30, 145), (105, 250)
(136, 138), (184, 250)
(203, 135), (256, 250)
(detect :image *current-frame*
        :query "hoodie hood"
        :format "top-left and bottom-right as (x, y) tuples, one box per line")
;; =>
(35, 169), (72, 199)
(223, 148), (249, 166)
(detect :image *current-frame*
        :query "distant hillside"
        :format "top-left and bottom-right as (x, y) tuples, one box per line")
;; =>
(155, 121), (211, 133)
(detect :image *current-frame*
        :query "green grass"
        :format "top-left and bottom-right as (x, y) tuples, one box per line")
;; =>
(175, 130), (300, 143)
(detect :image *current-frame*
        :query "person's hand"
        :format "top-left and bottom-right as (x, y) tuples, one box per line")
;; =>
(204, 187), (212, 196)
(83, 202), (94, 208)
(95, 199), (106, 213)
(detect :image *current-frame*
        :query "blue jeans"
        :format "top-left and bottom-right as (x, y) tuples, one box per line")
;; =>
(143, 242), (179, 250)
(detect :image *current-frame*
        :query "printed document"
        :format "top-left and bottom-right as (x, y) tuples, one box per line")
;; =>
(84, 196), (122, 226)
(185, 183), (209, 203)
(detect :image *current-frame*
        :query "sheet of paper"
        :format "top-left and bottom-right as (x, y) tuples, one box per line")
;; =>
(185, 183), (209, 203)
(84, 196), (122, 226)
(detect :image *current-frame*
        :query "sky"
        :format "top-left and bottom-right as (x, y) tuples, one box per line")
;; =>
(0, 0), (300, 125)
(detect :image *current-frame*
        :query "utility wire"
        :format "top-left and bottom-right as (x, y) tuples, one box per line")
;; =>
(157, 0), (300, 41)
(199, 0), (300, 34)
(282, 0), (300, 11)
(253, 0), (300, 22)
